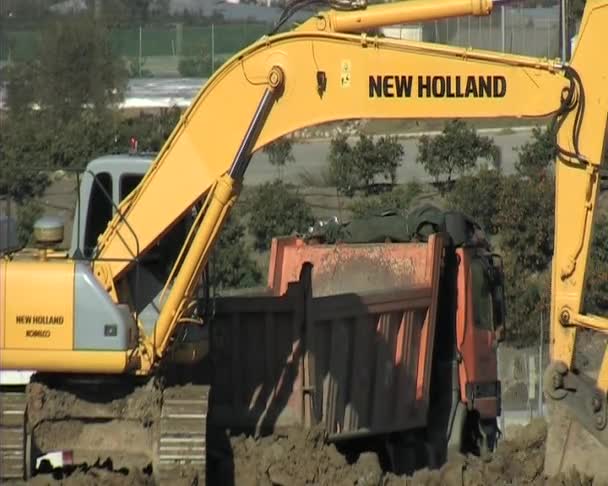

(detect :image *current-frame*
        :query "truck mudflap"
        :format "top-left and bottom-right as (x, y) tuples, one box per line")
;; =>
(209, 234), (445, 439)
(465, 381), (501, 418)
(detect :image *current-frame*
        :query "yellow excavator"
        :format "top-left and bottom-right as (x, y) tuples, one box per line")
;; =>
(1, 0), (607, 482)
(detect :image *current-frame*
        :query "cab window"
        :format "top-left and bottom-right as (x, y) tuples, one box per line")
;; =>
(120, 174), (143, 201)
(84, 172), (112, 258)
(471, 258), (494, 331)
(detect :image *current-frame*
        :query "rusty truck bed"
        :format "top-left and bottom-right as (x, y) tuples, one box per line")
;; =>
(209, 234), (445, 440)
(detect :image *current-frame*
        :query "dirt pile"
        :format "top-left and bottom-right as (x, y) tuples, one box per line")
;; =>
(14, 417), (596, 485)
(386, 418), (593, 486)
(228, 419), (595, 486)
(229, 425), (383, 486)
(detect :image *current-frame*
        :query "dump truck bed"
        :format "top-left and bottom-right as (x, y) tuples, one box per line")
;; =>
(209, 234), (445, 439)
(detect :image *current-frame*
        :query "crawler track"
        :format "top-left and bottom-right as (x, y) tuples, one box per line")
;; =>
(159, 384), (209, 483)
(0, 386), (27, 481)
(0, 379), (209, 484)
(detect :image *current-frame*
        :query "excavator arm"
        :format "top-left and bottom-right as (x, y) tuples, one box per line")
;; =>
(87, 0), (607, 476)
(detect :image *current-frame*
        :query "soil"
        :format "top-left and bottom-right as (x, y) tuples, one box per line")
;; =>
(18, 417), (599, 486)
(219, 418), (595, 486)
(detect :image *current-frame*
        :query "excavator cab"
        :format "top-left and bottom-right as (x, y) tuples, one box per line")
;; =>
(70, 154), (153, 258)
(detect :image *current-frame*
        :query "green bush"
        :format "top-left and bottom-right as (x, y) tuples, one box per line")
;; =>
(514, 125), (557, 178)
(416, 119), (498, 186)
(502, 264), (551, 346)
(263, 137), (295, 180)
(210, 214), (262, 290)
(327, 133), (404, 196)
(178, 55), (211, 77)
(16, 199), (43, 246)
(246, 180), (314, 250)
(496, 174), (555, 272)
(327, 133), (360, 197)
(447, 167), (503, 235)
(117, 107), (182, 152)
(350, 180), (423, 217)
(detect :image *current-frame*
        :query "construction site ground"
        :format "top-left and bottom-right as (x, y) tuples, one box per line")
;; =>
(1, 413), (595, 486)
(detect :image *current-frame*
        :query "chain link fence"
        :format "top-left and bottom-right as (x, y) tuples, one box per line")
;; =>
(2, 2), (562, 76)
(1, 21), (271, 77)
(407, 3), (561, 59)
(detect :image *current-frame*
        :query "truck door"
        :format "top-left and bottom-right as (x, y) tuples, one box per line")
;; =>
(456, 249), (501, 420)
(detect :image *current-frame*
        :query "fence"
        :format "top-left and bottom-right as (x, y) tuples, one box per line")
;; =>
(413, 3), (561, 59)
(1, 2), (563, 76)
(1, 22), (271, 77)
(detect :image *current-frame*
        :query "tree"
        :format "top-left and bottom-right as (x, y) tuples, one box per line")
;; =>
(0, 115), (51, 201)
(327, 133), (359, 197)
(514, 125), (557, 179)
(2, 15), (127, 201)
(375, 135), (405, 185)
(497, 174), (555, 272)
(117, 107), (182, 152)
(6, 15), (127, 119)
(263, 137), (295, 180)
(352, 134), (404, 190)
(447, 167), (503, 235)
(178, 54), (212, 78)
(327, 133), (404, 196)
(210, 214), (262, 290)
(0, 109), (118, 199)
(16, 199), (43, 246)
(503, 265), (551, 346)
(416, 120), (498, 187)
(246, 181), (314, 250)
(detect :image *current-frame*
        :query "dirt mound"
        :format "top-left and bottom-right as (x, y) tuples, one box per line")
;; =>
(385, 418), (592, 486)
(228, 419), (595, 486)
(26, 380), (162, 425)
(9, 417), (596, 485)
(230, 425), (383, 486)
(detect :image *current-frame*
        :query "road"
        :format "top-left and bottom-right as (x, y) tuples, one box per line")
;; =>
(245, 131), (533, 185)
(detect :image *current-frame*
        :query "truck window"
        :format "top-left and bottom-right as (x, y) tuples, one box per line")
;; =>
(120, 174), (143, 201)
(84, 172), (112, 258)
(471, 258), (494, 331)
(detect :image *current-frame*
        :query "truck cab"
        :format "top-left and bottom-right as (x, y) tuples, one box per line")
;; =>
(431, 227), (505, 460)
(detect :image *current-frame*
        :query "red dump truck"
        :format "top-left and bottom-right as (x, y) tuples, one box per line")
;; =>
(208, 213), (506, 472)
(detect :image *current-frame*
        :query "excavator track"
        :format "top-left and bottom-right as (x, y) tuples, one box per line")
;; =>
(0, 386), (27, 481)
(1, 377), (209, 484)
(158, 384), (209, 483)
